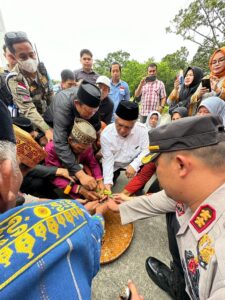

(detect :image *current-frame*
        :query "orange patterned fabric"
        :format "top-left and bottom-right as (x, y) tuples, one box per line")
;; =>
(209, 46), (225, 78)
(13, 125), (47, 168)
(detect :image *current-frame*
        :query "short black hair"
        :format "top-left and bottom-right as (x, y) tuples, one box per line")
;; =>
(80, 49), (93, 58)
(5, 32), (32, 55)
(110, 62), (122, 72)
(3, 44), (6, 53)
(148, 63), (157, 70)
(61, 69), (75, 82)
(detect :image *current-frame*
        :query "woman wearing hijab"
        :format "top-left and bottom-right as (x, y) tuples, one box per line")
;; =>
(168, 66), (204, 116)
(197, 96), (225, 125)
(191, 46), (225, 114)
(171, 106), (188, 121)
(145, 111), (161, 133)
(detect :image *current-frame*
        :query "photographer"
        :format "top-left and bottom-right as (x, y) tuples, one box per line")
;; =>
(134, 63), (166, 123)
(190, 46), (225, 115)
(167, 66), (203, 116)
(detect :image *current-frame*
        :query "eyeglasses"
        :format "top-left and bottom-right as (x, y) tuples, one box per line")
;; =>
(211, 56), (225, 65)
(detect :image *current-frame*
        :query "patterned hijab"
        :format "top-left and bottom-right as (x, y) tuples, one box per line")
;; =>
(209, 46), (225, 78)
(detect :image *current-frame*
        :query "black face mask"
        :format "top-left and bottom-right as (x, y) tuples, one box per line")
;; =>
(145, 75), (156, 82)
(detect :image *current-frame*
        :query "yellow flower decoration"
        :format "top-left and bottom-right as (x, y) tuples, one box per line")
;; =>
(33, 206), (51, 218)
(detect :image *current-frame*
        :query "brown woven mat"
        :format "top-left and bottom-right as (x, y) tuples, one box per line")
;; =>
(100, 211), (134, 264)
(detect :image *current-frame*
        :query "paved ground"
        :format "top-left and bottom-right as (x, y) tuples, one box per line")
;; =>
(92, 113), (172, 300)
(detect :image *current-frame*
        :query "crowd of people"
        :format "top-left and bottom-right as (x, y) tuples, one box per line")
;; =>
(0, 30), (225, 299)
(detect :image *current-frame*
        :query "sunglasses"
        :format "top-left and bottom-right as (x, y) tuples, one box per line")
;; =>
(5, 31), (28, 41)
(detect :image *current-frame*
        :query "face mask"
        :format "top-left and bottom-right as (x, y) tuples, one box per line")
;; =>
(18, 58), (38, 73)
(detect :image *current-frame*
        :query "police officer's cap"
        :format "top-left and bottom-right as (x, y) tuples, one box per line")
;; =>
(142, 115), (225, 164)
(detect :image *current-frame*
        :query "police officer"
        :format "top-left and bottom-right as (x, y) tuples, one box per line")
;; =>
(108, 115), (225, 299)
(4, 31), (53, 141)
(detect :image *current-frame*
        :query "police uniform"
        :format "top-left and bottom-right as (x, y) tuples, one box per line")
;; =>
(118, 115), (225, 299)
(7, 64), (52, 133)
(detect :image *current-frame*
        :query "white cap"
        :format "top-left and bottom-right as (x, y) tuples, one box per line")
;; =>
(96, 75), (111, 88)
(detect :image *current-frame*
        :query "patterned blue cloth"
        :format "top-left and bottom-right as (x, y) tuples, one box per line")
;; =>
(0, 199), (104, 300)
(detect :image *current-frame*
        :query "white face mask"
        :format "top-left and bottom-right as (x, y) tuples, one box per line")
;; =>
(18, 58), (38, 73)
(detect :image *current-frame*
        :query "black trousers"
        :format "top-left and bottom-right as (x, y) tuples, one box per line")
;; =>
(166, 212), (190, 299)
(148, 179), (190, 299)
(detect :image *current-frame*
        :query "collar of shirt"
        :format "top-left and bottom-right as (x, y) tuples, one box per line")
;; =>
(81, 68), (96, 74)
(177, 183), (225, 240)
(110, 79), (122, 87)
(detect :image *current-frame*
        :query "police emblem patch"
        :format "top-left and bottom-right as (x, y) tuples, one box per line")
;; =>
(197, 234), (215, 270)
(190, 204), (216, 233)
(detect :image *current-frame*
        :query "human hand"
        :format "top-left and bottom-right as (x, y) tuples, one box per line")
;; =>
(210, 76), (220, 93)
(113, 193), (131, 202)
(56, 168), (75, 181)
(156, 106), (163, 113)
(77, 172), (97, 190)
(84, 200), (99, 213)
(95, 201), (108, 215)
(125, 165), (136, 178)
(107, 198), (121, 212)
(45, 128), (53, 141)
(79, 187), (101, 201)
(104, 184), (112, 193)
(198, 87), (209, 99)
(118, 280), (144, 300)
(174, 78), (180, 90)
(140, 78), (146, 85)
(96, 180), (105, 193)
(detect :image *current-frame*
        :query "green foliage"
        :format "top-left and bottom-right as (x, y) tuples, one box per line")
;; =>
(161, 47), (189, 72)
(94, 50), (130, 76)
(122, 60), (146, 96)
(166, 0), (225, 49)
(191, 40), (225, 73)
(157, 61), (177, 95)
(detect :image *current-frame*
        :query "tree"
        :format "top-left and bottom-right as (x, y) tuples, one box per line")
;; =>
(161, 47), (189, 72)
(122, 60), (147, 96)
(94, 50), (130, 76)
(166, 0), (225, 49)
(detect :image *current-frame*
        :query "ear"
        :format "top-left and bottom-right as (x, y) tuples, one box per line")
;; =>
(8, 53), (17, 61)
(175, 154), (192, 178)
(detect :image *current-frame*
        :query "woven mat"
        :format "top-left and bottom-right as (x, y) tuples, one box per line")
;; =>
(100, 211), (134, 264)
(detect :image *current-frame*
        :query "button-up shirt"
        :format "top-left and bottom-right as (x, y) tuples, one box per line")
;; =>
(100, 122), (149, 185)
(73, 68), (99, 84)
(109, 80), (130, 120)
(140, 79), (166, 116)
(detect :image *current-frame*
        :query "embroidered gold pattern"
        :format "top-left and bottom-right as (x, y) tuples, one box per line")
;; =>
(0, 200), (88, 290)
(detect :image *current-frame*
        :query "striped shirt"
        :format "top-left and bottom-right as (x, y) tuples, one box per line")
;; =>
(140, 80), (166, 116)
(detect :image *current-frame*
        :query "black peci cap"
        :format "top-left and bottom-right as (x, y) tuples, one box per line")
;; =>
(115, 101), (139, 121)
(12, 117), (34, 133)
(77, 80), (101, 108)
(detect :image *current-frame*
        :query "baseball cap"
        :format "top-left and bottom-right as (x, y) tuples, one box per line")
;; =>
(96, 76), (111, 88)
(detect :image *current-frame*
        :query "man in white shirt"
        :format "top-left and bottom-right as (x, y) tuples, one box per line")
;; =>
(100, 101), (149, 192)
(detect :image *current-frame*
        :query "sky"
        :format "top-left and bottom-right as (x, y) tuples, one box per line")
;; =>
(0, 0), (197, 80)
